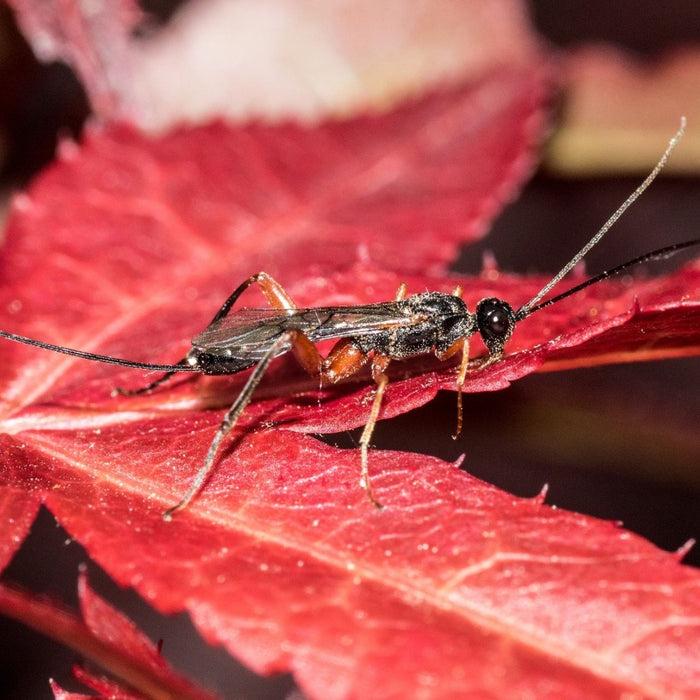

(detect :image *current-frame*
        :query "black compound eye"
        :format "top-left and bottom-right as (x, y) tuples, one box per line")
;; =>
(476, 298), (516, 354)
(486, 308), (511, 335)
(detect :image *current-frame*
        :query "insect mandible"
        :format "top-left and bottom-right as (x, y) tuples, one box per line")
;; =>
(0, 119), (697, 519)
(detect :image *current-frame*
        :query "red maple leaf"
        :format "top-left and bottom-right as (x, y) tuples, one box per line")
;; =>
(1, 64), (700, 699)
(0, 572), (218, 699)
(1, 8), (700, 698)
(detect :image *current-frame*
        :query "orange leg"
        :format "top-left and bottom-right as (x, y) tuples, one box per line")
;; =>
(354, 282), (406, 506)
(219, 273), (347, 379)
(317, 282), (407, 508)
(436, 337), (470, 439)
(357, 354), (391, 508)
(206, 271), (298, 325)
(435, 286), (471, 439)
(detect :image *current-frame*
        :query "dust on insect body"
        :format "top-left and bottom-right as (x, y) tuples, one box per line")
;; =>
(0, 120), (697, 518)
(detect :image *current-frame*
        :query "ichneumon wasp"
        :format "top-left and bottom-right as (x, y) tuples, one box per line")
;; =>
(0, 119), (698, 518)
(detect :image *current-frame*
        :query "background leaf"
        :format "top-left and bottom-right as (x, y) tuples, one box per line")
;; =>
(6, 0), (541, 128)
(0, 573), (218, 699)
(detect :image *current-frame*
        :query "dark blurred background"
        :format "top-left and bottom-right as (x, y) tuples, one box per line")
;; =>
(1, 1), (700, 698)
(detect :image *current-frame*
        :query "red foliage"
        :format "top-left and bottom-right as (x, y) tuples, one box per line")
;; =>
(1, 62), (700, 699)
(5, 0), (142, 121)
(0, 574), (217, 699)
(0, 487), (38, 574)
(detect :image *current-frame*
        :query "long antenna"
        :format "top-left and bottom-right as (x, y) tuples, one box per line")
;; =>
(0, 329), (196, 373)
(515, 117), (686, 321)
(520, 238), (700, 317)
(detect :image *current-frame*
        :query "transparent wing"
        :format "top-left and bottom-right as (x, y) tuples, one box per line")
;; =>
(192, 303), (413, 361)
